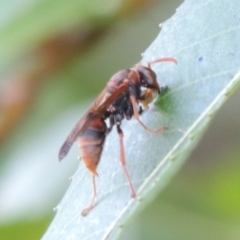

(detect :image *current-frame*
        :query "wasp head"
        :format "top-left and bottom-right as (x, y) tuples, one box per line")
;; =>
(133, 63), (160, 94)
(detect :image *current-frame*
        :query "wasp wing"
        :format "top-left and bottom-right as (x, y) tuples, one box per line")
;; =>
(58, 86), (108, 161)
(58, 80), (129, 160)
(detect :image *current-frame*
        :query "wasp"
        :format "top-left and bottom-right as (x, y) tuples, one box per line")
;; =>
(59, 57), (177, 216)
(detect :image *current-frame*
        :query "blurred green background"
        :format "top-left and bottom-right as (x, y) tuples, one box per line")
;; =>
(0, 0), (240, 239)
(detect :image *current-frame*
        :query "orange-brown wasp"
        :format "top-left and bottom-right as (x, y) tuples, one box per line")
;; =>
(59, 57), (177, 215)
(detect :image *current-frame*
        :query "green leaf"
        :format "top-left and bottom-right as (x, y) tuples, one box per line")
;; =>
(0, 217), (51, 240)
(43, 0), (240, 239)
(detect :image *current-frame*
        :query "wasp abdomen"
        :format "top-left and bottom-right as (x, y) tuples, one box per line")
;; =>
(78, 117), (107, 176)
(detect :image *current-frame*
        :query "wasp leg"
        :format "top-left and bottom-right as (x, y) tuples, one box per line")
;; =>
(116, 124), (136, 198)
(107, 114), (115, 133)
(81, 175), (97, 216)
(139, 105), (144, 115)
(130, 95), (166, 133)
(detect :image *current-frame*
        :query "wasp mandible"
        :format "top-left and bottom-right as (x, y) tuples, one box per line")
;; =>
(59, 57), (177, 215)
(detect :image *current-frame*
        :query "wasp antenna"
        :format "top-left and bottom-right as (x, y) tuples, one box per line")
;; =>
(147, 57), (177, 68)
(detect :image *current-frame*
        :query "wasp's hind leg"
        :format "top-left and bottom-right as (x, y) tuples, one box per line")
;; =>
(81, 175), (97, 216)
(116, 124), (136, 198)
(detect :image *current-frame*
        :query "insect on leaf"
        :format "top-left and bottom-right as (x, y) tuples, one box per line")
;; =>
(42, 0), (240, 239)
